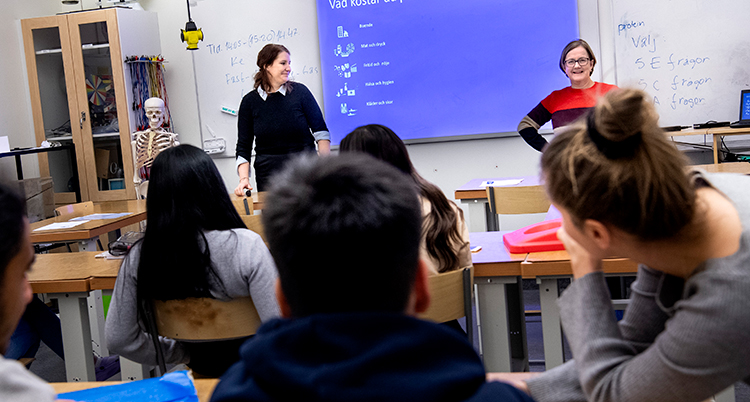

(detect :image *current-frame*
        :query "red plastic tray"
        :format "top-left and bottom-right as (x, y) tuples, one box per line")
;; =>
(503, 218), (565, 253)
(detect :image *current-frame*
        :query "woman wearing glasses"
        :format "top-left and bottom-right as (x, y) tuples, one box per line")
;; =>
(517, 39), (618, 152)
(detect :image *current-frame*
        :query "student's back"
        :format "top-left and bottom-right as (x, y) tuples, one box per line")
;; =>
(105, 145), (279, 376)
(210, 154), (532, 402)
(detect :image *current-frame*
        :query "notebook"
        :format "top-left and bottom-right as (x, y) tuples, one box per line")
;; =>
(729, 90), (750, 128)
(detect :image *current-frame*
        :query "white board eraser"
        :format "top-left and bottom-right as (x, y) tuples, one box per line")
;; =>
(221, 106), (237, 116)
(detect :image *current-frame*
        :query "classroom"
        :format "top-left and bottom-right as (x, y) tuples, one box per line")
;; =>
(1, 0), (749, 401)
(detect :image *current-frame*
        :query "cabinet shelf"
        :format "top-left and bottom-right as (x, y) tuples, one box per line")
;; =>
(35, 43), (109, 55)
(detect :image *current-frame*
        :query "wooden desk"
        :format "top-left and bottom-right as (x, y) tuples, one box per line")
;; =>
(470, 232), (527, 372)
(29, 200), (147, 250)
(667, 126), (750, 163)
(51, 378), (218, 401)
(455, 176), (540, 232)
(692, 162), (750, 174)
(29, 252), (122, 382)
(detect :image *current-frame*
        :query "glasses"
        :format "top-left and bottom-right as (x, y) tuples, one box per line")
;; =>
(564, 57), (591, 67)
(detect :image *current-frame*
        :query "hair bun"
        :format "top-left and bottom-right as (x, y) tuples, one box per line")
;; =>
(587, 89), (656, 159)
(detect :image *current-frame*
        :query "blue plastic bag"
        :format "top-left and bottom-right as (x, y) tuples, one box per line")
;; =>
(58, 370), (198, 402)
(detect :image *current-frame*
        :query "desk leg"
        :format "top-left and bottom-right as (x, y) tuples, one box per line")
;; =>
(476, 276), (526, 372)
(79, 237), (99, 252)
(538, 277), (565, 369)
(120, 357), (151, 381)
(461, 199), (499, 232)
(713, 134), (721, 164)
(51, 292), (96, 381)
(88, 289), (107, 357)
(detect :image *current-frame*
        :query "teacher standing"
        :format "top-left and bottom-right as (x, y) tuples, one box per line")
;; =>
(235, 44), (330, 195)
(518, 39), (618, 152)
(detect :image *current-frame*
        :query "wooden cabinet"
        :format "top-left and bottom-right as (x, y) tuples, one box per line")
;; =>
(22, 8), (160, 202)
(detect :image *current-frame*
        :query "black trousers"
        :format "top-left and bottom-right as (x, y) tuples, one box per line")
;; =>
(254, 146), (316, 192)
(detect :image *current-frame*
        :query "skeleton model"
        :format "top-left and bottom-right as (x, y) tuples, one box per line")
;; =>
(131, 97), (178, 198)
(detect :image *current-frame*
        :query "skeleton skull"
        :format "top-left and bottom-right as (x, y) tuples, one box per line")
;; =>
(144, 97), (165, 130)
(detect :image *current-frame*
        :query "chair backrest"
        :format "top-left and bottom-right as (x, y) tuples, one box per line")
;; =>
(418, 266), (474, 341)
(486, 185), (550, 215)
(153, 296), (261, 341)
(240, 214), (267, 246)
(231, 196), (253, 216)
(55, 201), (94, 218)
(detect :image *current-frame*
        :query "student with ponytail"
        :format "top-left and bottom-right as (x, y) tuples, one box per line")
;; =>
(490, 88), (750, 401)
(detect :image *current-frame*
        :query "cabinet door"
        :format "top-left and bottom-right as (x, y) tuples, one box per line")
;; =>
(67, 9), (135, 201)
(21, 15), (88, 203)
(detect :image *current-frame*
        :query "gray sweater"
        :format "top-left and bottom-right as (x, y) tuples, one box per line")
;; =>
(527, 172), (750, 402)
(105, 229), (280, 366)
(0, 355), (55, 402)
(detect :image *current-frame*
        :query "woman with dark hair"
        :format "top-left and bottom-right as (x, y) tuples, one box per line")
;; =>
(106, 145), (279, 377)
(490, 89), (750, 401)
(517, 39), (618, 152)
(340, 124), (471, 275)
(234, 43), (330, 194)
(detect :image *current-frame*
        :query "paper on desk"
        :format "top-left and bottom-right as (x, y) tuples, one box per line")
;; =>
(0, 136), (9, 153)
(33, 221), (89, 231)
(70, 212), (132, 221)
(480, 179), (523, 187)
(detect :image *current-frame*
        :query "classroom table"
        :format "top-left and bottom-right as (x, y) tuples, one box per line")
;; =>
(28, 252), (121, 382)
(0, 143), (81, 202)
(51, 378), (219, 401)
(469, 231), (527, 372)
(692, 161), (750, 174)
(455, 176), (540, 232)
(667, 126), (750, 164)
(29, 200), (147, 251)
(523, 249), (637, 369)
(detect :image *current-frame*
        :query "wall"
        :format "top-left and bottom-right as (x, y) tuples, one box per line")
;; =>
(135, 0), (602, 199)
(6, 0), (677, 228)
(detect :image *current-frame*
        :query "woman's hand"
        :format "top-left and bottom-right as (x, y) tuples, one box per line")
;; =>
(486, 372), (538, 394)
(234, 177), (252, 196)
(557, 227), (603, 279)
(317, 139), (331, 156)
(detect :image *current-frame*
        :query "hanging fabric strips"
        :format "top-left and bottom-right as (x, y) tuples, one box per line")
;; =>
(126, 55), (172, 131)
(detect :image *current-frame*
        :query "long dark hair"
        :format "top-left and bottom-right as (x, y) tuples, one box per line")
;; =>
(340, 124), (466, 272)
(135, 145), (246, 310)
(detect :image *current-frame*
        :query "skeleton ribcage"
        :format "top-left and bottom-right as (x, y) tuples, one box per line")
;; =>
(135, 132), (175, 175)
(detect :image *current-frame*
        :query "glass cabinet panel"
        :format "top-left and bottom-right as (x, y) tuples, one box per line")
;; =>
(78, 21), (125, 192)
(31, 26), (78, 196)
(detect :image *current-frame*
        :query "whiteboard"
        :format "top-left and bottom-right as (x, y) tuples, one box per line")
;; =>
(611, 0), (750, 127)
(190, 0), (323, 158)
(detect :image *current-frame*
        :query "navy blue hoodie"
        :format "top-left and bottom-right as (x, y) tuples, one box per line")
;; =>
(210, 313), (534, 402)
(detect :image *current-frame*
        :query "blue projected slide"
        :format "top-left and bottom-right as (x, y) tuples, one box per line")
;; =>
(316, 0), (579, 144)
(742, 91), (750, 121)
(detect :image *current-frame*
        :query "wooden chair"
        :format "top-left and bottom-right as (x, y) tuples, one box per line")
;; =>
(231, 196), (253, 216)
(418, 266), (474, 343)
(149, 296), (261, 375)
(54, 201), (95, 218)
(43, 201), (102, 252)
(485, 185), (550, 215)
(240, 214), (268, 246)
